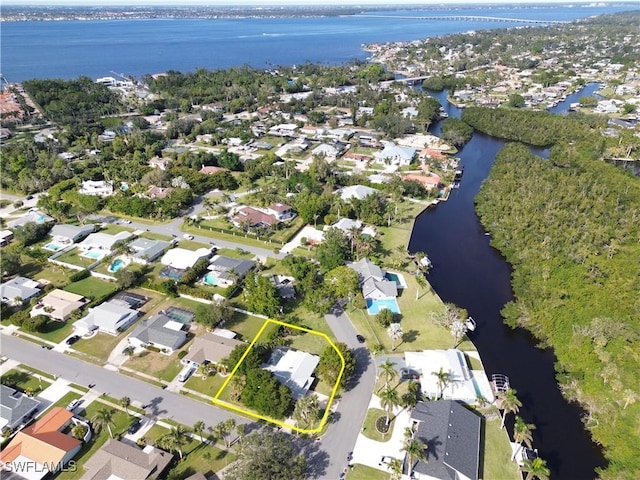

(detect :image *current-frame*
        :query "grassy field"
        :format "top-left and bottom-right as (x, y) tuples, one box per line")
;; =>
(73, 329), (129, 362)
(222, 310), (274, 342)
(183, 223), (283, 251)
(65, 276), (118, 302)
(26, 319), (75, 344)
(50, 391), (83, 409)
(15, 253), (74, 287)
(347, 464), (390, 480)
(362, 408), (396, 442)
(143, 424), (236, 477)
(481, 416), (521, 480)
(184, 372), (226, 398)
(2, 369), (51, 395)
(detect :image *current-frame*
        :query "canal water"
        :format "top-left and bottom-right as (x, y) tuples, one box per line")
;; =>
(409, 87), (607, 479)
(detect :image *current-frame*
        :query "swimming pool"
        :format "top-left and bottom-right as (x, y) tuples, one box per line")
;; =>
(385, 272), (406, 288)
(203, 272), (218, 286)
(108, 258), (126, 273)
(82, 250), (105, 260)
(367, 298), (401, 315)
(44, 242), (64, 251)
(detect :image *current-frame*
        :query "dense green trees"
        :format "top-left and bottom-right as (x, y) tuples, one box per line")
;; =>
(243, 272), (281, 318)
(242, 369), (293, 419)
(317, 342), (355, 388)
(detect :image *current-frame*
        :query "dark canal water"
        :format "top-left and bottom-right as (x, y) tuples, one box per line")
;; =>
(408, 87), (607, 479)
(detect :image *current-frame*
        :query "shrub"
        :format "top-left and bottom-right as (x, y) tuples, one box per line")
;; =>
(69, 269), (91, 282)
(377, 308), (394, 327)
(177, 351), (187, 360)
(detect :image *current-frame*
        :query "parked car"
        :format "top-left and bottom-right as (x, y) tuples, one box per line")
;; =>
(183, 234), (194, 240)
(25, 195), (34, 200)
(66, 335), (81, 345)
(120, 219), (131, 224)
(356, 334), (365, 344)
(127, 418), (142, 435)
(66, 399), (81, 411)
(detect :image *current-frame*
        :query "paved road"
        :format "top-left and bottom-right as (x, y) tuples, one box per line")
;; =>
(318, 309), (377, 479)
(1, 334), (248, 430)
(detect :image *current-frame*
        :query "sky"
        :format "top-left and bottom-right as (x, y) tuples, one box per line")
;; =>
(2, 0), (626, 5)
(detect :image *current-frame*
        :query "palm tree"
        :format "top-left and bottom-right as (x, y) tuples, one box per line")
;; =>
(159, 426), (188, 459)
(499, 387), (522, 429)
(387, 322), (403, 351)
(521, 456), (550, 480)
(193, 420), (206, 442)
(432, 367), (452, 400)
(512, 416), (536, 460)
(387, 457), (403, 480)
(91, 408), (116, 439)
(212, 422), (226, 445)
(415, 274), (427, 300)
(119, 396), (131, 416)
(223, 418), (236, 447)
(235, 423), (246, 444)
(379, 386), (400, 427)
(403, 438), (427, 478)
(379, 359), (398, 390)
(293, 394), (320, 428)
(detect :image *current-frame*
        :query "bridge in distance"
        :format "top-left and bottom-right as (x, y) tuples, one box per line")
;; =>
(353, 14), (569, 24)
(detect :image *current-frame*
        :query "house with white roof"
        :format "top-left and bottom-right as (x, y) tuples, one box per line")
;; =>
(268, 123), (298, 137)
(7, 210), (54, 229)
(404, 349), (494, 404)
(79, 180), (114, 197)
(78, 231), (131, 255)
(30, 289), (87, 321)
(263, 347), (320, 400)
(128, 313), (189, 354)
(206, 255), (255, 287)
(49, 224), (95, 246)
(338, 185), (379, 202)
(374, 140), (416, 168)
(160, 247), (211, 271)
(311, 143), (340, 161)
(0, 277), (41, 306)
(127, 238), (171, 265)
(73, 299), (139, 335)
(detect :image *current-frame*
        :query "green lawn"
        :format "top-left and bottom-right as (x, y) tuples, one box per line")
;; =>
(184, 373), (227, 398)
(481, 416), (521, 480)
(54, 249), (99, 269)
(347, 464), (390, 480)
(124, 346), (189, 383)
(73, 329), (130, 362)
(17, 364), (56, 380)
(16, 254), (73, 287)
(362, 408), (395, 442)
(26, 319), (75, 344)
(143, 424), (236, 477)
(98, 225), (135, 236)
(2, 369), (51, 395)
(183, 223), (282, 251)
(222, 310), (274, 342)
(50, 391), (83, 410)
(65, 276), (117, 302)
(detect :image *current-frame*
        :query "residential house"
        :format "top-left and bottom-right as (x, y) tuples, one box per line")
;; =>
(401, 106), (419, 119)
(199, 165), (229, 175)
(300, 126), (325, 138)
(268, 123), (298, 137)
(404, 349), (494, 404)
(128, 314), (190, 354)
(311, 143), (340, 161)
(205, 255), (255, 287)
(338, 185), (379, 202)
(182, 332), (244, 366)
(266, 203), (296, 221)
(327, 218), (376, 239)
(271, 275), (296, 299)
(7, 211), (54, 229)
(81, 439), (173, 480)
(347, 257), (398, 302)
(0, 277), (41, 306)
(262, 347), (320, 400)
(30, 289), (87, 321)
(79, 180), (114, 197)
(49, 224), (95, 246)
(402, 173), (441, 191)
(408, 400), (481, 480)
(0, 230), (14, 247)
(148, 156), (172, 170)
(0, 408), (83, 479)
(73, 299), (139, 335)
(231, 206), (277, 229)
(160, 247), (212, 271)
(78, 231), (131, 256)
(127, 238), (171, 265)
(0, 385), (41, 431)
(143, 186), (173, 199)
(374, 141), (416, 168)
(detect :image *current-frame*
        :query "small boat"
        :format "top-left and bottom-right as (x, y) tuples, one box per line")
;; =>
(419, 256), (433, 269)
(453, 169), (464, 181)
(465, 316), (476, 331)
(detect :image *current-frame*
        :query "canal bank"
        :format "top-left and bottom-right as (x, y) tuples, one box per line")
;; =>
(408, 88), (607, 479)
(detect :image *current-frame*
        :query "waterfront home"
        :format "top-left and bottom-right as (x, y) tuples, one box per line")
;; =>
(79, 180), (114, 197)
(404, 349), (494, 404)
(338, 185), (379, 202)
(347, 257), (398, 302)
(128, 314), (190, 354)
(205, 255), (255, 287)
(0, 277), (41, 306)
(0, 385), (41, 431)
(160, 247), (211, 271)
(81, 439), (173, 480)
(262, 347), (320, 400)
(73, 299), (139, 335)
(30, 289), (87, 321)
(49, 224), (95, 246)
(127, 238), (171, 265)
(402, 173), (441, 191)
(407, 400), (481, 480)
(374, 141), (416, 168)
(182, 331), (244, 366)
(0, 408), (83, 479)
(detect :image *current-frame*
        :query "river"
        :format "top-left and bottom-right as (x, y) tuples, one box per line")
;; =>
(408, 88), (607, 479)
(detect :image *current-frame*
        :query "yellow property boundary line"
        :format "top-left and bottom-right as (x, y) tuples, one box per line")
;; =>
(213, 319), (345, 434)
